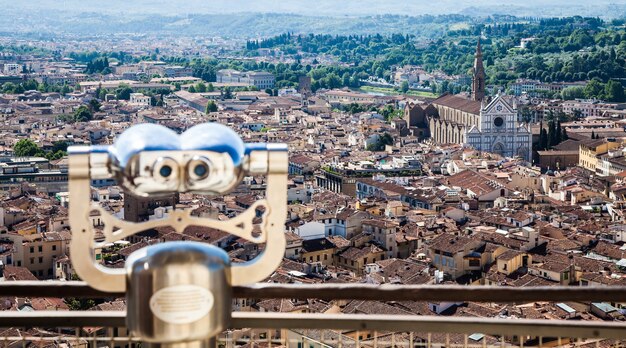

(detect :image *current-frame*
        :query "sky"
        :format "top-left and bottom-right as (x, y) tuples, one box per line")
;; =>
(3, 0), (622, 16)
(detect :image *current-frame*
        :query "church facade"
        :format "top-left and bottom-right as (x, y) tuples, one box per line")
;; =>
(466, 95), (532, 161)
(404, 39), (532, 161)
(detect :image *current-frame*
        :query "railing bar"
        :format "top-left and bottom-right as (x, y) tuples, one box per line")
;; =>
(230, 312), (626, 339)
(236, 284), (626, 302)
(374, 330), (378, 348)
(5, 282), (626, 303)
(108, 327), (114, 348)
(0, 336), (141, 342)
(74, 327), (79, 348)
(339, 328), (343, 348)
(2, 312), (626, 340)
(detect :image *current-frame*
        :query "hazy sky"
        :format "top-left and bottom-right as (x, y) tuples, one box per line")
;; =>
(4, 0), (622, 16)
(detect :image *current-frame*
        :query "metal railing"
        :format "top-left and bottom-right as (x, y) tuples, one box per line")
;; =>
(1, 282), (626, 347)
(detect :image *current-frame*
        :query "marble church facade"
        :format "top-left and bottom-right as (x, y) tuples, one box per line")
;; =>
(403, 39), (533, 161)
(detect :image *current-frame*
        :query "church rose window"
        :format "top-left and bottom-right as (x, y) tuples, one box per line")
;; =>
(493, 117), (504, 127)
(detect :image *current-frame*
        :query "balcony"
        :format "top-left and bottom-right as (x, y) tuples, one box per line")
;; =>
(2, 282), (626, 347)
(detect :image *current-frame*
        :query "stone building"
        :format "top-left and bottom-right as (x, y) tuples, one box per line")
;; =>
(406, 39), (533, 161)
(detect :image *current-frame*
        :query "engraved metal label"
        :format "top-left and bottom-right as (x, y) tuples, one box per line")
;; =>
(149, 285), (214, 324)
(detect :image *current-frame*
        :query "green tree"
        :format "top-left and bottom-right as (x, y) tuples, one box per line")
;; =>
(14, 139), (39, 157)
(89, 99), (101, 112)
(367, 133), (394, 151)
(115, 84), (133, 100)
(205, 100), (218, 113)
(400, 81), (409, 93)
(64, 297), (96, 311)
(548, 120), (557, 148)
(52, 141), (69, 153)
(539, 125), (548, 151)
(223, 87), (233, 99)
(73, 105), (93, 122)
(206, 83), (215, 92)
(561, 86), (586, 100)
(584, 79), (605, 100)
(604, 80), (625, 102)
(196, 82), (207, 93)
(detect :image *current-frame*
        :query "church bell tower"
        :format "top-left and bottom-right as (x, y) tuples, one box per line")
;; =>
(471, 39), (486, 102)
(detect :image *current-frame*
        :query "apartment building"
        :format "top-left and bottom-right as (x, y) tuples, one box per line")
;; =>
(216, 69), (275, 89)
(1, 230), (71, 279)
(578, 138), (620, 173)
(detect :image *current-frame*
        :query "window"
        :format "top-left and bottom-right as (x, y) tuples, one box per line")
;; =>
(29, 247), (34, 253)
(17, 261), (21, 267)
(30, 258), (34, 264)
(316, 255), (320, 261)
(469, 259), (480, 267)
(52, 245), (57, 251)
(38, 257), (43, 263)
(324, 254), (328, 260)
(38, 246), (42, 252)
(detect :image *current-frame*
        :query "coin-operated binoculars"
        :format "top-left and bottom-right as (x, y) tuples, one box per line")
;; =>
(68, 123), (288, 347)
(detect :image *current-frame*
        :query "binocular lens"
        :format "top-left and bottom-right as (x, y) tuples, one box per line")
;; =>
(194, 163), (208, 177)
(159, 165), (173, 178)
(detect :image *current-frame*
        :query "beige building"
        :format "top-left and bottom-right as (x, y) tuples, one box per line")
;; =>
(300, 237), (336, 266)
(428, 234), (484, 279)
(336, 245), (385, 275)
(3, 231), (71, 279)
(578, 138), (620, 172)
(362, 219), (399, 259)
(496, 250), (531, 275)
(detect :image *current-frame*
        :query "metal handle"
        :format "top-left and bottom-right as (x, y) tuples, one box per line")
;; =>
(69, 125), (288, 292)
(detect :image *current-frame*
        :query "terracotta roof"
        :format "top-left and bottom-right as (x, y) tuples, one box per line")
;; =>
(431, 94), (481, 116)
(2, 266), (36, 281)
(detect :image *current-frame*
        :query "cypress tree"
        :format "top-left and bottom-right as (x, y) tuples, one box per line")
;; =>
(539, 127), (548, 151)
(548, 120), (556, 148)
